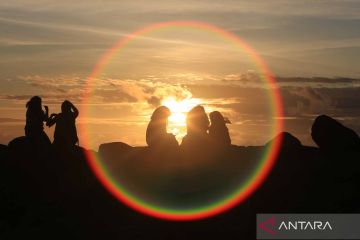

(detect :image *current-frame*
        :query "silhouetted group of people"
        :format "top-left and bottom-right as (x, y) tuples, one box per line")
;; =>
(25, 96), (231, 150)
(25, 96), (79, 150)
(146, 105), (231, 149)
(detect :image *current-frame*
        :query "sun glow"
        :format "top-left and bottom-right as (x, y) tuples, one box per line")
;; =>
(82, 21), (283, 221)
(161, 97), (202, 137)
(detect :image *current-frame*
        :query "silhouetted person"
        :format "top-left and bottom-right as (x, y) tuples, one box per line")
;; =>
(47, 100), (79, 149)
(25, 96), (51, 146)
(209, 111), (231, 146)
(181, 105), (210, 148)
(146, 106), (178, 148)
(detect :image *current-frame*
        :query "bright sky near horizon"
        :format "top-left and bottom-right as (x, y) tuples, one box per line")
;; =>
(0, 0), (359, 149)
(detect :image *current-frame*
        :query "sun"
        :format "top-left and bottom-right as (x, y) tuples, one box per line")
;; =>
(161, 97), (202, 137)
(162, 97), (201, 126)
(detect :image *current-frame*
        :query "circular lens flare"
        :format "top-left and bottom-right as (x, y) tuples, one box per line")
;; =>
(80, 21), (283, 221)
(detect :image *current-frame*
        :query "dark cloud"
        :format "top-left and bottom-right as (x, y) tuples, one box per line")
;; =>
(221, 75), (360, 88)
(188, 84), (269, 99)
(94, 89), (138, 103)
(188, 81), (360, 146)
(276, 76), (360, 84)
(147, 96), (162, 108)
(280, 86), (360, 117)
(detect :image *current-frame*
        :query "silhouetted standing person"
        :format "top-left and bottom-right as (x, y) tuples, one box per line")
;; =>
(209, 111), (231, 146)
(146, 106), (178, 148)
(25, 96), (51, 146)
(47, 100), (79, 149)
(181, 105), (210, 148)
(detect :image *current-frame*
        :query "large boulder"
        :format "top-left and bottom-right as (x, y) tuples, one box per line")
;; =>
(0, 144), (7, 160)
(311, 115), (360, 211)
(257, 132), (316, 211)
(311, 115), (360, 152)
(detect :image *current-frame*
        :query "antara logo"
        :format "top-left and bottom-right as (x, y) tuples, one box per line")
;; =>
(278, 221), (333, 231)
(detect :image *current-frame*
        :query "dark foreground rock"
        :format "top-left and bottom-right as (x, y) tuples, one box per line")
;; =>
(0, 144), (7, 161)
(1, 122), (360, 239)
(312, 115), (360, 153)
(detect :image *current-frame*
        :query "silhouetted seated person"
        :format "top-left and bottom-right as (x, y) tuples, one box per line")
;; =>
(209, 111), (231, 147)
(47, 100), (79, 150)
(25, 96), (51, 147)
(181, 105), (210, 149)
(146, 106), (178, 150)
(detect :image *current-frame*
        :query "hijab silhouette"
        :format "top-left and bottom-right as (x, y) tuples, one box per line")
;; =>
(25, 96), (51, 145)
(146, 106), (178, 148)
(209, 111), (231, 146)
(47, 100), (79, 148)
(181, 105), (209, 147)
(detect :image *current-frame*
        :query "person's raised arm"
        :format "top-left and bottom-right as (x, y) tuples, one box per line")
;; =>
(46, 113), (58, 127)
(44, 105), (49, 121)
(69, 101), (79, 118)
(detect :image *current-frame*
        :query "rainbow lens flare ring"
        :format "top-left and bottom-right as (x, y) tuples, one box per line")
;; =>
(80, 21), (284, 221)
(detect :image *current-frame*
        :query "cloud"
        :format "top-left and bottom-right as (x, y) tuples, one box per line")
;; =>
(6, 75), (360, 117)
(0, 118), (23, 123)
(0, 94), (35, 101)
(3, 75), (193, 108)
(93, 78), (193, 106)
(2, 1), (359, 19)
(147, 96), (162, 108)
(277, 76), (360, 86)
(221, 74), (360, 88)
(277, 76), (358, 83)
(187, 79), (360, 146)
(1, 74), (359, 147)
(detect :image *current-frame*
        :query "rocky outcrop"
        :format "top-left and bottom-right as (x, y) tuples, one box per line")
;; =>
(0, 144), (7, 160)
(312, 115), (360, 152)
(0, 115), (359, 239)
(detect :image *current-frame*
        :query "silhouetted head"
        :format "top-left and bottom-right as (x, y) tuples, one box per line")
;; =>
(209, 111), (231, 126)
(186, 105), (209, 134)
(151, 106), (171, 122)
(26, 96), (42, 110)
(61, 100), (72, 114)
(148, 106), (171, 137)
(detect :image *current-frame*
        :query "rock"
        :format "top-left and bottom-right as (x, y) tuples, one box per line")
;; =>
(1, 117), (359, 239)
(0, 144), (7, 160)
(98, 142), (133, 156)
(311, 115), (360, 152)
(8, 136), (28, 149)
(266, 131), (302, 150)
(7, 136), (32, 160)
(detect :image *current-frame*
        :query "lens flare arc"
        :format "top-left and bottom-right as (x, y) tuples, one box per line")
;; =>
(81, 20), (284, 221)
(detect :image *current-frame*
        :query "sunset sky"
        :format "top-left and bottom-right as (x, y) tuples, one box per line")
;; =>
(1, 0), (359, 150)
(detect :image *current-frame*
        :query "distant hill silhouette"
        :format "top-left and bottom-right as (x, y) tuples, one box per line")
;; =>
(0, 115), (359, 239)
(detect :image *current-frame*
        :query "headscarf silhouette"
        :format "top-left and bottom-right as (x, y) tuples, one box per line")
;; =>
(47, 100), (79, 148)
(146, 106), (178, 148)
(181, 105), (209, 147)
(209, 111), (231, 146)
(25, 96), (50, 145)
